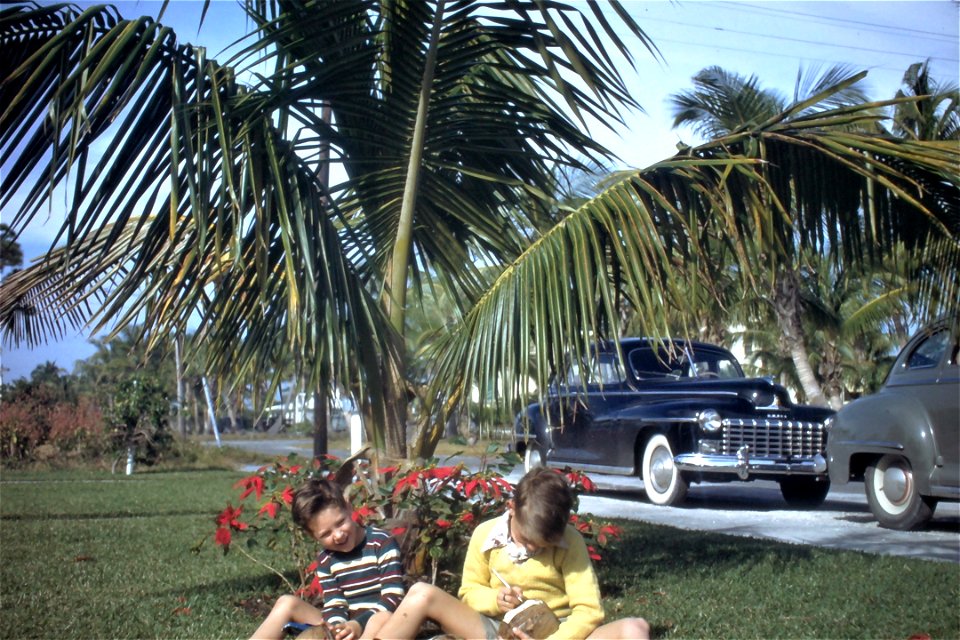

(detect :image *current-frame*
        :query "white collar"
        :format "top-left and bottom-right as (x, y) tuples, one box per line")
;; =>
(481, 513), (535, 563)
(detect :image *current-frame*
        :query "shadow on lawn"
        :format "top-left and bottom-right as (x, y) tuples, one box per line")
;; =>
(598, 524), (817, 638)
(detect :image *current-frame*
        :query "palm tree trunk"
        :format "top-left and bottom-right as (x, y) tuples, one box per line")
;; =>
(382, 1), (446, 459)
(772, 268), (830, 407)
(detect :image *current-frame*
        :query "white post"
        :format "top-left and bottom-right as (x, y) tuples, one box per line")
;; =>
(350, 414), (364, 455)
(125, 445), (135, 475)
(202, 376), (222, 447)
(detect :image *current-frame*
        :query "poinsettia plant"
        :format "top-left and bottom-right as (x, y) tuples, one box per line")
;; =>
(199, 445), (620, 596)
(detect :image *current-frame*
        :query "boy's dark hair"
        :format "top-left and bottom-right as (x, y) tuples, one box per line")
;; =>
(513, 467), (573, 546)
(291, 477), (350, 533)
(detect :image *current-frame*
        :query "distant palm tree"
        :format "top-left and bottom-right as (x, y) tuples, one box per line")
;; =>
(890, 60), (960, 141)
(666, 65), (880, 407)
(0, 224), (22, 274)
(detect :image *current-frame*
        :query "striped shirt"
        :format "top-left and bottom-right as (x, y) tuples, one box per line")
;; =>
(315, 526), (405, 627)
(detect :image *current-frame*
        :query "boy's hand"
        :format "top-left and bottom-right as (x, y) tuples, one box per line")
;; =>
(503, 626), (533, 640)
(331, 620), (362, 640)
(497, 586), (525, 612)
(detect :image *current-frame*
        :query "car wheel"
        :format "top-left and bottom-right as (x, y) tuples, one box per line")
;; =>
(778, 477), (830, 509)
(641, 434), (688, 506)
(524, 445), (545, 473)
(864, 454), (937, 530)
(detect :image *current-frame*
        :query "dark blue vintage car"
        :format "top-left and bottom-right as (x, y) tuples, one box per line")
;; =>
(514, 338), (835, 507)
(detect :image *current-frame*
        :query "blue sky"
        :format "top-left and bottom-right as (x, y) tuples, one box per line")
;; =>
(2, 0), (957, 382)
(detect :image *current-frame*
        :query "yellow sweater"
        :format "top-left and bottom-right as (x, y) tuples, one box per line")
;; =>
(458, 517), (605, 640)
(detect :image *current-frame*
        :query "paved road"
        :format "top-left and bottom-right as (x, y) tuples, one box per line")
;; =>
(221, 438), (960, 563)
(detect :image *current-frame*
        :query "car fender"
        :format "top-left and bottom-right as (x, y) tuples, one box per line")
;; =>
(827, 390), (938, 492)
(513, 405), (552, 454)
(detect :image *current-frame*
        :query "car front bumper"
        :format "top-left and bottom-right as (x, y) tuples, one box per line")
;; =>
(675, 451), (828, 479)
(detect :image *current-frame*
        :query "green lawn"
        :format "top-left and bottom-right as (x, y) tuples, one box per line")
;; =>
(1, 468), (956, 639)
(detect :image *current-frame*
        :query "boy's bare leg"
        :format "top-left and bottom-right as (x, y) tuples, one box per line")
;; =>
(373, 582), (487, 640)
(587, 617), (650, 640)
(250, 594), (326, 640)
(361, 611), (391, 639)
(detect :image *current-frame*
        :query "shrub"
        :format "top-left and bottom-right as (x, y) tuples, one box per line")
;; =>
(106, 376), (174, 465)
(47, 398), (108, 457)
(201, 447), (621, 597)
(0, 392), (109, 463)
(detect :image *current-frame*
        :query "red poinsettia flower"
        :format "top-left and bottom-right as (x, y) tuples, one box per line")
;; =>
(352, 504), (375, 524)
(598, 524), (622, 543)
(214, 527), (232, 548)
(458, 512), (475, 524)
(462, 477), (488, 498)
(587, 545), (601, 561)
(234, 475), (265, 501)
(288, 465), (302, 475)
(216, 504), (248, 530)
(258, 502), (280, 519)
(281, 486), (295, 506)
(436, 519), (452, 529)
(378, 465), (398, 475)
(392, 470), (422, 496)
(296, 575), (323, 599)
(425, 466), (458, 481)
(391, 526), (408, 536)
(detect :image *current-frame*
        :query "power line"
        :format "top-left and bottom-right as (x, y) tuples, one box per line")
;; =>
(713, 1), (958, 42)
(638, 13), (957, 64)
(649, 34), (940, 77)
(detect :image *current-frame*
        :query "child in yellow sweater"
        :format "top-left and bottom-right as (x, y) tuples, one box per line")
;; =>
(371, 467), (649, 639)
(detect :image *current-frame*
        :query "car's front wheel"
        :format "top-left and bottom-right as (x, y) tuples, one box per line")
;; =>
(864, 454), (937, 530)
(778, 476), (830, 508)
(524, 444), (545, 473)
(641, 434), (688, 506)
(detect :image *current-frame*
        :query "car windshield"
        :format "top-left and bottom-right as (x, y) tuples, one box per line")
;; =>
(628, 346), (742, 380)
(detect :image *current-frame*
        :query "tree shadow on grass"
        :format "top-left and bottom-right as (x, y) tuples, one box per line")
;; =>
(596, 522), (819, 638)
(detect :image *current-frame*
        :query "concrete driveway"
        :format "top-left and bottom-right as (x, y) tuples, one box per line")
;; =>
(223, 438), (959, 563)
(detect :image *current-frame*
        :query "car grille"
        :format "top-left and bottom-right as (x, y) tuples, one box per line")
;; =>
(721, 419), (825, 458)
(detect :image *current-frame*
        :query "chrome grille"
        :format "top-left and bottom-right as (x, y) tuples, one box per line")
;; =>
(721, 419), (825, 458)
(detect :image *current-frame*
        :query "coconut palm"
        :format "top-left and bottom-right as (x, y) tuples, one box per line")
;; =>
(0, 1), (658, 458)
(665, 65), (887, 408)
(890, 60), (960, 141)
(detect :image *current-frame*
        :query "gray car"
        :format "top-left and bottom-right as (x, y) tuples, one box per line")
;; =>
(826, 319), (959, 530)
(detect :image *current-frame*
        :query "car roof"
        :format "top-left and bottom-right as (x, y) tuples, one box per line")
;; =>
(597, 337), (733, 354)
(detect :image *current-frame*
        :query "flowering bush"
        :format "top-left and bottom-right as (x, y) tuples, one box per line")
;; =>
(202, 447), (621, 596)
(0, 394), (108, 462)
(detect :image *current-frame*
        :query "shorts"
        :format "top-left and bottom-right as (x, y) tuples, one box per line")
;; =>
(478, 614), (501, 640)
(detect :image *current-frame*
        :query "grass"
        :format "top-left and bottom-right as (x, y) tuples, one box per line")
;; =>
(1, 467), (957, 640)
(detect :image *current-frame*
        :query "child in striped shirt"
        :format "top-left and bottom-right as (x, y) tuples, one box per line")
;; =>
(250, 478), (404, 640)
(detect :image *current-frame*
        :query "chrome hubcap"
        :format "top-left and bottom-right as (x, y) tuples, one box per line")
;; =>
(881, 464), (910, 505)
(651, 447), (675, 491)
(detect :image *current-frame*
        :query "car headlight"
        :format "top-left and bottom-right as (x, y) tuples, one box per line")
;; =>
(697, 408), (723, 433)
(746, 389), (777, 408)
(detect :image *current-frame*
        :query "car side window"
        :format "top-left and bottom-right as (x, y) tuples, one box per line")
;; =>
(629, 348), (683, 379)
(905, 329), (950, 370)
(564, 355), (623, 387)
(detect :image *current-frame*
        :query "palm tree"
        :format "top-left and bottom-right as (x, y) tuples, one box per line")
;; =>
(666, 65), (883, 408)
(0, 1), (658, 458)
(890, 60), (960, 141)
(0, 224), (22, 275)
